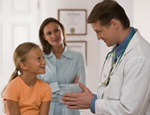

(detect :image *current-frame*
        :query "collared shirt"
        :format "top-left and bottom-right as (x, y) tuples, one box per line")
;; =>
(90, 27), (135, 114)
(113, 27), (135, 61)
(38, 46), (86, 115)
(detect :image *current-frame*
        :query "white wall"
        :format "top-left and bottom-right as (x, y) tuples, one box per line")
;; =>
(133, 0), (150, 43)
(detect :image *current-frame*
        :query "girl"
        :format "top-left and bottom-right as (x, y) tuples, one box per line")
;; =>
(2, 42), (52, 115)
(38, 17), (86, 115)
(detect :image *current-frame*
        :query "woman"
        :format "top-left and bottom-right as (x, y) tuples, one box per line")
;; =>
(38, 17), (86, 115)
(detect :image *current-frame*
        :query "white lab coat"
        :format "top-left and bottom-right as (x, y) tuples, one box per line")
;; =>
(96, 29), (150, 115)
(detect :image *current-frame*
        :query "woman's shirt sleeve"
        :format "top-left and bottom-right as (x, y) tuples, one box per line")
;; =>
(58, 53), (86, 94)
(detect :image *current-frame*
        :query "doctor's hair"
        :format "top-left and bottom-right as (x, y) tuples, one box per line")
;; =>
(1, 42), (39, 97)
(87, 0), (130, 29)
(39, 17), (67, 55)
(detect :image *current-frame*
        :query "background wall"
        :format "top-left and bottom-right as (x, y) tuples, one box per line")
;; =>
(133, 0), (150, 43)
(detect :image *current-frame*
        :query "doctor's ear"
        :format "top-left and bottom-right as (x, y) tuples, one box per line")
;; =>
(110, 19), (119, 30)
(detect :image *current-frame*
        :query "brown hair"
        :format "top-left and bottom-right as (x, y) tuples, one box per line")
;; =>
(39, 17), (67, 54)
(1, 42), (39, 97)
(87, 0), (130, 29)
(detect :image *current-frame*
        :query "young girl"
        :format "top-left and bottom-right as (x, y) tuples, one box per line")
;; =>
(2, 42), (52, 115)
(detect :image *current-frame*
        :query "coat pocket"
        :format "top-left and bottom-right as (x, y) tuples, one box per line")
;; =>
(104, 75), (122, 100)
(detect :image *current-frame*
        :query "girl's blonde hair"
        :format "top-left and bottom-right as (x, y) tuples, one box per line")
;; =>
(1, 42), (39, 97)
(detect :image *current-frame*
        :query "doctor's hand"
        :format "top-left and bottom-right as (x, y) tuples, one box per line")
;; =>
(61, 82), (94, 109)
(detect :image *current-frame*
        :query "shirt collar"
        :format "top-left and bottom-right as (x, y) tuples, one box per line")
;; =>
(113, 27), (135, 58)
(61, 46), (74, 59)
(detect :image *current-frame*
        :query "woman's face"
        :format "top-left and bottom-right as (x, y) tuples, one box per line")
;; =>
(43, 22), (64, 47)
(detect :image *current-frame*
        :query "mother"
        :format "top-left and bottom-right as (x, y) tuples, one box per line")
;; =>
(38, 17), (86, 115)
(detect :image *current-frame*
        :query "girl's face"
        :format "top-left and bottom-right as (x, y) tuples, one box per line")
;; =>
(23, 47), (46, 75)
(43, 22), (64, 47)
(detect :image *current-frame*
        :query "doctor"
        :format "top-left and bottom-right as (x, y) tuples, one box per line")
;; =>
(61, 0), (150, 114)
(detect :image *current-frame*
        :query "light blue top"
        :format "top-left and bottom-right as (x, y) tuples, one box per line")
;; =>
(38, 46), (86, 115)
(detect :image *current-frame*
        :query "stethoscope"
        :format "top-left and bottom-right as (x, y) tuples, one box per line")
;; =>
(100, 28), (135, 85)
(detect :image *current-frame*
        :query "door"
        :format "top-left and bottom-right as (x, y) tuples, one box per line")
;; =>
(0, 0), (39, 114)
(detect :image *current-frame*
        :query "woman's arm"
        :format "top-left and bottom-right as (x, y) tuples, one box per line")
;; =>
(59, 53), (86, 94)
(39, 101), (50, 115)
(6, 99), (20, 115)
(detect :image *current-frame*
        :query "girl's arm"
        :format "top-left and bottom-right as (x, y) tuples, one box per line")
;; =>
(39, 101), (50, 115)
(6, 99), (20, 115)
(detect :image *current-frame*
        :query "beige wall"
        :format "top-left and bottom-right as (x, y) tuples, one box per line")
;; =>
(133, 0), (150, 43)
